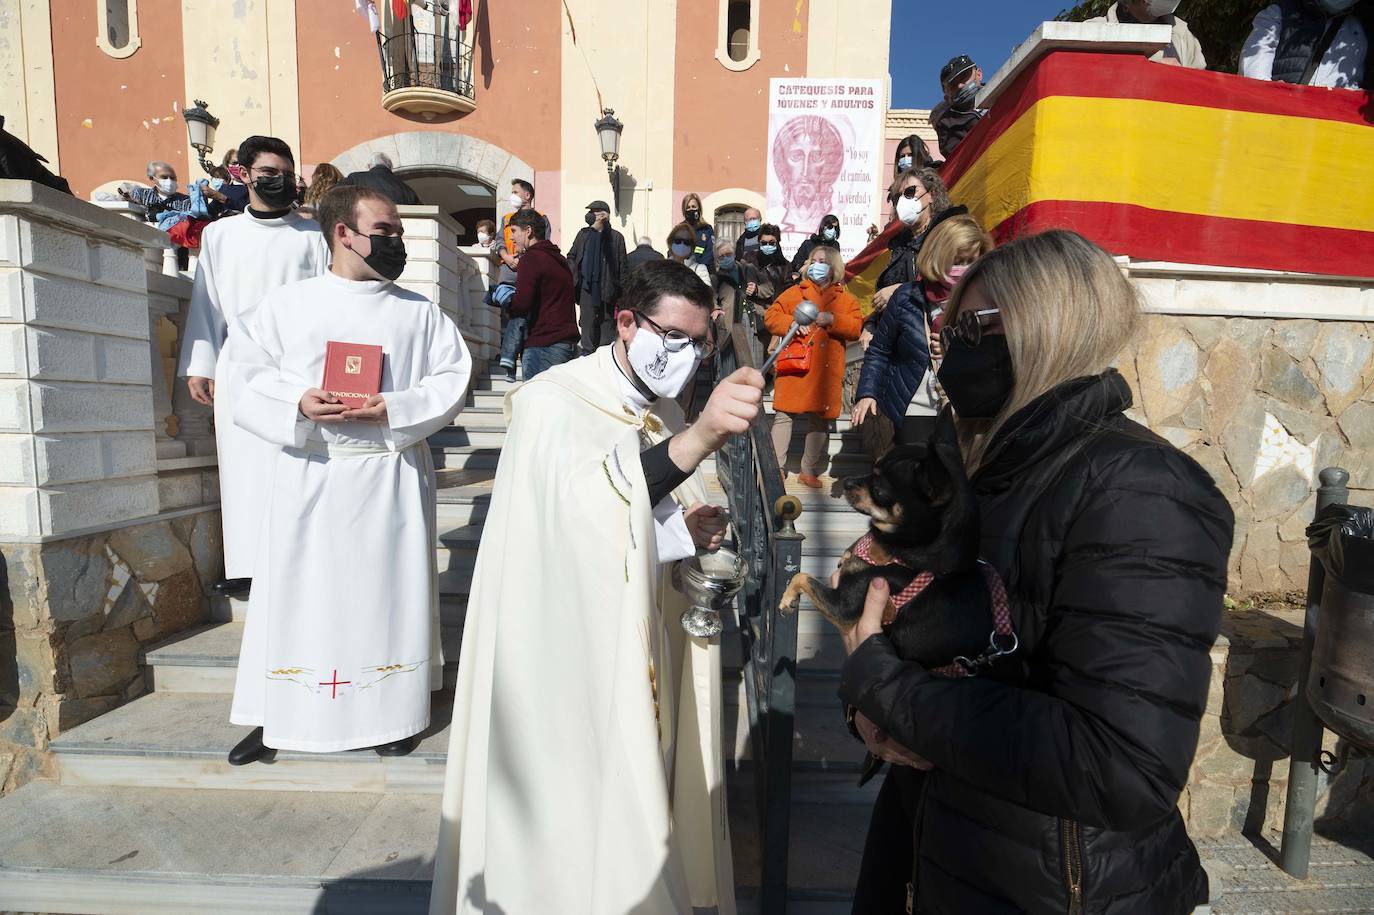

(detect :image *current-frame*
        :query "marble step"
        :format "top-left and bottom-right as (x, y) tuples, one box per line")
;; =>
(150, 595), (846, 692)
(0, 781), (863, 914)
(427, 445), (501, 472)
(50, 669), (863, 794)
(0, 782), (440, 914)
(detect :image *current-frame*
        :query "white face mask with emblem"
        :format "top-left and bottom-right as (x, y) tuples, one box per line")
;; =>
(626, 326), (702, 400)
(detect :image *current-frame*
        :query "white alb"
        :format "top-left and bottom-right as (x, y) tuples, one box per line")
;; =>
(227, 270), (471, 752)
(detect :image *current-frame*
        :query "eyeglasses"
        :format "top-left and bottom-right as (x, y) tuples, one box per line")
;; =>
(251, 165), (298, 183)
(940, 308), (1001, 349)
(632, 310), (715, 359)
(900, 186), (930, 201)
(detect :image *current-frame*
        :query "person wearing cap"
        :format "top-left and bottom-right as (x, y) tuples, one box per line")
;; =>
(1088, 1), (1207, 69)
(566, 199), (629, 355)
(929, 55), (987, 159)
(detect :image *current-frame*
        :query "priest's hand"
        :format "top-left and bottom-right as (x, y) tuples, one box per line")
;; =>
(341, 394), (388, 424)
(669, 367), (764, 472)
(299, 389), (348, 423)
(187, 376), (215, 406)
(684, 503), (727, 552)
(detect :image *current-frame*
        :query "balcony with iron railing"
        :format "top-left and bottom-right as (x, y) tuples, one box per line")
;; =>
(378, 27), (475, 118)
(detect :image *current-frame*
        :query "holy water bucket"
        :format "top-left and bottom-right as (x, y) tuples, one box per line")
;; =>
(674, 548), (747, 638)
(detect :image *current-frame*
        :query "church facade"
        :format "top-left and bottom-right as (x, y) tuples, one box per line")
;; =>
(2, 0), (892, 247)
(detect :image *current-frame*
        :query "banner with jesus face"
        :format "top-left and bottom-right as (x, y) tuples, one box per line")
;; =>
(766, 78), (885, 263)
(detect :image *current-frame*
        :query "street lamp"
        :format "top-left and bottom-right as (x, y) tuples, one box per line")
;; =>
(595, 107), (623, 213)
(183, 99), (220, 176)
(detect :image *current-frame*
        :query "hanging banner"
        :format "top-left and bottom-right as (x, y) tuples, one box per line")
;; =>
(943, 51), (1374, 279)
(766, 78), (885, 263)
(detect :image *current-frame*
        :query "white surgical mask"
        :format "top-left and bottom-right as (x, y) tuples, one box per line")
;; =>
(508, 193), (524, 208)
(157, 178), (178, 195)
(822, 227), (838, 240)
(896, 194), (924, 226)
(476, 231), (492, 246)
(1143, 0), (1182, 15)
(897, 155), (914, 171)
(627, 327), (702, 400)
(806, 262), (831, 283)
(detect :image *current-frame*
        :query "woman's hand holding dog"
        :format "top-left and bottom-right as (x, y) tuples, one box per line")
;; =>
(842, 574), (935, 770)
(839, 573), (888, 654)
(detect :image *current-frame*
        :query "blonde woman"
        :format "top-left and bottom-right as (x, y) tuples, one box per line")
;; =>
(680, 192), (717, 270)
(763, 245), (863, 487)
(838, 230), (1233, 913)
(852, 215), (993, 455)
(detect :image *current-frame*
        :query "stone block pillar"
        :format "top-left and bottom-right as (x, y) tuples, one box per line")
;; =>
(397, 206), (499, 366)
(0, 181), (170, 539)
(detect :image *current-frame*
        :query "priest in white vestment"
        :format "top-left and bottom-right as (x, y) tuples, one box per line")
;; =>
(225, 186), (471, 763)
(431, 260), (765, 915)
(177, 136), (330, 594)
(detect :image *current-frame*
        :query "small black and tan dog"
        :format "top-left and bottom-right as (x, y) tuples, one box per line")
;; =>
(779, 411), (992, 672)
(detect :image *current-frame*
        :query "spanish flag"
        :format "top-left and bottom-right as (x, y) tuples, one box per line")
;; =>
(844, 220), (905, 316)
(943, 51), (1374, 278)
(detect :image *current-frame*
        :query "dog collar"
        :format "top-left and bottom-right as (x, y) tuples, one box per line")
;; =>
(850, 532), (1018, 677)
(850, 532), (935, 622)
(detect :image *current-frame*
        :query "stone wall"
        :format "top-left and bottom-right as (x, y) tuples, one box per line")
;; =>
(1183, 606), (1374, 838)
(1120, 314), (1374, 596)
(0, 508), (222, 793)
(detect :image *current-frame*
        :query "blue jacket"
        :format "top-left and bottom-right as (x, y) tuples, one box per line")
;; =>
(856, 281), (931, 427)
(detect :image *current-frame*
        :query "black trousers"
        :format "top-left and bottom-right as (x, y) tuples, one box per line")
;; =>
(578, 290), (614, 354)
(851, 767), (927, 914)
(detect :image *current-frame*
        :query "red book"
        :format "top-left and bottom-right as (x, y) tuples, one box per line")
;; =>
(322, 341), (383, 408)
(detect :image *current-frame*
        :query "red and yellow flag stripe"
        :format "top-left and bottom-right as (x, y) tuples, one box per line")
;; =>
(944, 51), (1374, 278)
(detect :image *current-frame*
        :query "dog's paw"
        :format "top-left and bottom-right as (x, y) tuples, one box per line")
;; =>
(778, 573), (809, 614)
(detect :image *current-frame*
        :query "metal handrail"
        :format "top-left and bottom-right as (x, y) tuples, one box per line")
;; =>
(713, 323), (804, 915)
(378, 27), (474, 100)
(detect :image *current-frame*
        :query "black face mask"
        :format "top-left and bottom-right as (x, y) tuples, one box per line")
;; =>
(936, 334), (1014, 419)
(253, 173), (297, 209)
(351, 229), (408, 282)
(686, 209), (701, 221)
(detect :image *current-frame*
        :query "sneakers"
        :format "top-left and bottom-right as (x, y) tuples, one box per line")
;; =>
(499, 361), (517, 383)
(798, 474), (823, 489)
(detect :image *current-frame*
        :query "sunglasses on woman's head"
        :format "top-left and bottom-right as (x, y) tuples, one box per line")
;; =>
(940, 308), (1001, 349)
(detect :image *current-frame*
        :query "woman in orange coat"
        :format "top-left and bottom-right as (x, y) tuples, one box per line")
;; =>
(764, 245), (864, 487)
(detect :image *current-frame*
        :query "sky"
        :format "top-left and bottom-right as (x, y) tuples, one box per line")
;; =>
(889, 1), (1075, 109)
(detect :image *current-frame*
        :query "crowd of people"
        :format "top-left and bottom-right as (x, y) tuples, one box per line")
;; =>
(79, 7), (1369, 910)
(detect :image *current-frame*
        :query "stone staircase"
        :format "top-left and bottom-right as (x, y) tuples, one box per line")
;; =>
(0, 370), (881, 914)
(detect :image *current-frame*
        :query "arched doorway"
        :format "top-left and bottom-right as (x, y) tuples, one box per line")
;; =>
(329, 131), (535, 244)
(398, 167), (495, 241)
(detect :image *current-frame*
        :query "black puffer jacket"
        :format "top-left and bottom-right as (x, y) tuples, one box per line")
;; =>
(839, 371), (1233, 914)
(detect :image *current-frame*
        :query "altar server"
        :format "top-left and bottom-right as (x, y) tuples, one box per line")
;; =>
(225, 185), (470, 764)
(178, 136), (330, 596)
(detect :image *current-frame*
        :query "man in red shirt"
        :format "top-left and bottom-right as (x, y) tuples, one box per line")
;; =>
(508, 208), (578, 379)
